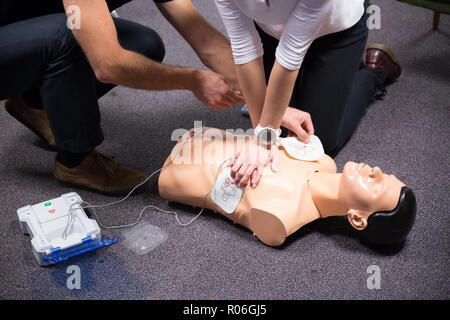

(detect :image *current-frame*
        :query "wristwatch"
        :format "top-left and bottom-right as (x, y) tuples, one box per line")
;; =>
(254, 125), (281, 148)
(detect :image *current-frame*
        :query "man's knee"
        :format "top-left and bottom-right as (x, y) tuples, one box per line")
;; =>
(142, 28), (165, 63)
(129, 27), (165, 63)
(115, 18), (165, 63)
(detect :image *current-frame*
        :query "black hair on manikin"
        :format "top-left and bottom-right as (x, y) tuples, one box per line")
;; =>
(358, 187), (416, 246)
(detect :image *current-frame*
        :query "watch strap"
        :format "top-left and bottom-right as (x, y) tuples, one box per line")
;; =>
(254, 125), (281, 138)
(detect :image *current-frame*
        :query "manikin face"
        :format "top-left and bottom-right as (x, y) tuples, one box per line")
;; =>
(339, 162), (405, 230)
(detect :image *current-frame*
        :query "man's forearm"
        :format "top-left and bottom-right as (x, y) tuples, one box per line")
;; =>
(65, 0), (199, 92)
(101, 48), (198, 92)
(196, 34), (240, 90)
(156, 0), (240, 91)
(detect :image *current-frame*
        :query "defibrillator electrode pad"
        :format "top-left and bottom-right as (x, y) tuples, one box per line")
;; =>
(279, 135), (324, 161)
(211, 167), (244, 214)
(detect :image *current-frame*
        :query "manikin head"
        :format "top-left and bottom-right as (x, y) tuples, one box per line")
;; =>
(339, 162), (416, 245)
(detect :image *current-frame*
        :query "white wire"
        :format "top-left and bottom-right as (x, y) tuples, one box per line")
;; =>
(62, 135), (231, 238)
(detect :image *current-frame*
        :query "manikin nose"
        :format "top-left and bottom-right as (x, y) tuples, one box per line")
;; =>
(369, 167), (383, 179)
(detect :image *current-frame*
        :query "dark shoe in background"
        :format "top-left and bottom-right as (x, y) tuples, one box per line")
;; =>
(5, 96), (57, 150)
(366, 43), (402, 83)
(54, 149), (149, 196)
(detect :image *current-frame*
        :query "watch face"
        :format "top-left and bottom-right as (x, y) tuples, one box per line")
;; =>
(258, 128), (276, 146)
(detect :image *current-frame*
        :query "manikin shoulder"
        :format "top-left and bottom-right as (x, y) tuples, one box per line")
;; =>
(316, 154), (337, 173)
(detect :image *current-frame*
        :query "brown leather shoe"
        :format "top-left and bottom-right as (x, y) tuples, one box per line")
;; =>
(366, 43), (402, 83)
(5, 96), (56, 150)
(54, 149), (149, 196)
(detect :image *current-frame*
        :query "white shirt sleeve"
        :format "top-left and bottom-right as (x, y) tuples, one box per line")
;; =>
(215, 0), (264, 65)
(276, 0), (333, 71)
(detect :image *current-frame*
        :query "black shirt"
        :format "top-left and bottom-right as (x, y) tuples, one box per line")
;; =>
(0, 0), (174, 27)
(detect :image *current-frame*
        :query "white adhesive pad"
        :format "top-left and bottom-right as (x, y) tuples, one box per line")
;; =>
(279, 135), (324, 161)
(122, 222), (168, 255)
(211, 167), (244, 214)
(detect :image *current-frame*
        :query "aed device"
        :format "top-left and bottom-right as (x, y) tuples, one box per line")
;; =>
(17, 192), (119, 266)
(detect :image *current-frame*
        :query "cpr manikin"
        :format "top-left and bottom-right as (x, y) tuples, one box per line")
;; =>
(158, 128), (416, 246)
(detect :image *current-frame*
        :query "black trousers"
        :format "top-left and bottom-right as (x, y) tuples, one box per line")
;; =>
(0, 0), (165, 153)
(257, 2), (386, 157)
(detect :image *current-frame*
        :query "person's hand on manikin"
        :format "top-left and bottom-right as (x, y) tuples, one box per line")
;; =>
(282, 107), (314, 143)
(231, 107), (314, 188)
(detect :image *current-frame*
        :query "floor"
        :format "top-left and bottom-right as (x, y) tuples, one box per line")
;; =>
(0, 0), (449, 299)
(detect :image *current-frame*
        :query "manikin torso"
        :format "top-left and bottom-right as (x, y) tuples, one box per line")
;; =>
(158, 128), (339, 246)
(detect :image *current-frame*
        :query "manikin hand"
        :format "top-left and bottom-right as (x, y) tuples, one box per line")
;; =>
(281, 107), (314, 143)
(192, 70), (245, 109)
(230, 136), (278, 188)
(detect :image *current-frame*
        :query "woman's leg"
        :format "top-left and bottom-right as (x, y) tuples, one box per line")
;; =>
(335, 67), (386, 151)
(288, 15), (371, 157)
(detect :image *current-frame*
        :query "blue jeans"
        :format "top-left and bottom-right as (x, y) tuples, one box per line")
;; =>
(0, 1), (165, 153)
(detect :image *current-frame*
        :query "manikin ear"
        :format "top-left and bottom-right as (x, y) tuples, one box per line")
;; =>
(347, 209), (369, 230)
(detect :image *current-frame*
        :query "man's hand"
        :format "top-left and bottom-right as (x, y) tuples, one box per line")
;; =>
(63, 0), (237, 96)
(156, 0), (242, 96)
(281, 107), (314, 143)
(193, 70), (244, 109)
